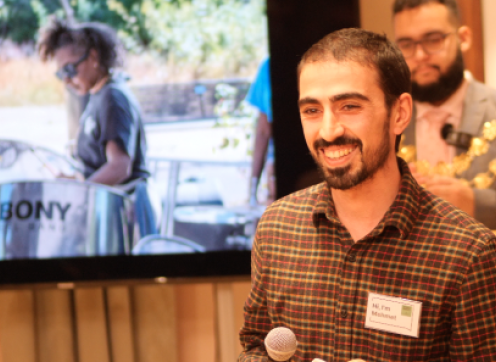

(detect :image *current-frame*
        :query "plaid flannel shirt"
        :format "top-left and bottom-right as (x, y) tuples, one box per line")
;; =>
(239, 158), (496, 362)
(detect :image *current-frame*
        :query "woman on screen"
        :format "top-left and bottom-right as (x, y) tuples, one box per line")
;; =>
(37, 18), (156, 235)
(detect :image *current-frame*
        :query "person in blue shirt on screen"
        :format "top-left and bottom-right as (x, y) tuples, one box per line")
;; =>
(246, 57), (276, 206)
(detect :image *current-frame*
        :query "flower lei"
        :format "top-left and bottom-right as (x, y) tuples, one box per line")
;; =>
(398, 120), (496, 189)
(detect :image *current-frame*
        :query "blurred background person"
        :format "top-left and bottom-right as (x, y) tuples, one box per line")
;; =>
(393, 0), (496, 229)
(246, 57), (276, 206)
(38, 18), (156, 235)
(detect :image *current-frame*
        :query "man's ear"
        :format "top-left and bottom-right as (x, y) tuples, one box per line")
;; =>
(392, 93), (412, 137)
(458, 25), (472, 53)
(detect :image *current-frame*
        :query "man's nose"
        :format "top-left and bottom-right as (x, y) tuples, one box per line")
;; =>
(319, 112), (345, 142)
(412, 42), (429, 60)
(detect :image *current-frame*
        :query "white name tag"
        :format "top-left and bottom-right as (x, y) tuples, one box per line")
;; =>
(364, 292), (422, 338)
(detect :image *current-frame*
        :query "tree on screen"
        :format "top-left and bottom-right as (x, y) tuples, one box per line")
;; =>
(0, 0), (267, 78)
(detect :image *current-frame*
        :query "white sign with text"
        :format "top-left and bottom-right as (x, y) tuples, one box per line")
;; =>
(365, 292), (422, 338)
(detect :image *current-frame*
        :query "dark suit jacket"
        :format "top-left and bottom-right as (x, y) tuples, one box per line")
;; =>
(402, 80), (496, 229)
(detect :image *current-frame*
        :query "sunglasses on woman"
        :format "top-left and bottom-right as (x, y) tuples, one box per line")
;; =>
(55, 51), (89, 80)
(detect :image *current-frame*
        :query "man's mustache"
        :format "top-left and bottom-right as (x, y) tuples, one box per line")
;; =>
(313, 136), (362, 150)
(412, 64), (441, 75)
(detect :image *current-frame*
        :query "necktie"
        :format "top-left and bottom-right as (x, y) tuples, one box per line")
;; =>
(416, 108), (452, 167)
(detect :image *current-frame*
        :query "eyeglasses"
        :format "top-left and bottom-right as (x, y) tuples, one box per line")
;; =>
(55, 51), (89, 80)
(396, 32), (452, 58)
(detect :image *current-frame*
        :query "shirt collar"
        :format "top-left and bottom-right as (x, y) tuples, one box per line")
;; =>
(312, 182), (338, 226)
(378, 158), (419, 239)
(311, 157), (419, 239)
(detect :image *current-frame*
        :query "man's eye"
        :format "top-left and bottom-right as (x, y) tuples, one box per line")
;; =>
(302, 108), (319, 114)
(397, 41), (413, 50)
(343, 104), (359, 110)
(425, 36), (443, 45)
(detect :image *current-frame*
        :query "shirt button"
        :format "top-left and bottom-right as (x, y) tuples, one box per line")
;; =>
(340, 308), (348, 318)
(347, 253), (356, 262)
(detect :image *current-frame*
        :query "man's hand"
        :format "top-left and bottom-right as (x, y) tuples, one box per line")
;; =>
(410, 165), (475, 216)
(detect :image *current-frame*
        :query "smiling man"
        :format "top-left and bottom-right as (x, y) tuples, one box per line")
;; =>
(239, 28), (496, 362)
(393, 0), (496, 229)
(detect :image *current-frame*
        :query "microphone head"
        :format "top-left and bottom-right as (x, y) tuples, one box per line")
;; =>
(264, 327), (297, 361)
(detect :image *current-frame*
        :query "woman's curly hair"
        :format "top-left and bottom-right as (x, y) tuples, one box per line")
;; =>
(38, 17), (124, 71)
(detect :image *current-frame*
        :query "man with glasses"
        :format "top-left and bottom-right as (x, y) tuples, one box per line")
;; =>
(393, 0), (496, 229)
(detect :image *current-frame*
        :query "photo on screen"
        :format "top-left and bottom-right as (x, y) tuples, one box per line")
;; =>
(0, 0), (271, 260)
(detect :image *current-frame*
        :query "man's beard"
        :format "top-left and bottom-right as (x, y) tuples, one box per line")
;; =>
(311, 117), (391, 190)
(411, 49), (465, 103)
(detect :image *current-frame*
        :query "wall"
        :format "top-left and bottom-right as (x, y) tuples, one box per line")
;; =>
(359, 0), (395, 39)
(0, 280), (251, 362)
(175, 281), (251, 362)
(482, 0), (496, 88)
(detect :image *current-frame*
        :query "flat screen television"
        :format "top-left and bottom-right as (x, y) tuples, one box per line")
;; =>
(0, 0), (359, 286)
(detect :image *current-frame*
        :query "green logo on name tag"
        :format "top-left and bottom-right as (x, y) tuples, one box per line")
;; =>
(401, 305), (412, 317)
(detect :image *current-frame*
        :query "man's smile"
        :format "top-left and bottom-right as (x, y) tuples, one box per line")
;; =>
(322, 145), (357, 160)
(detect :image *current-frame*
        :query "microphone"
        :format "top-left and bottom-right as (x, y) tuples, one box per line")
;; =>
(264, 327), (298, 361)
(441, 123), (472, 150)
(264, 327), (364, 362)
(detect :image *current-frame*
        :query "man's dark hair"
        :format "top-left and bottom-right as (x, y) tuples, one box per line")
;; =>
(38, 17), (123, 71)
(393, 0), (461, 25)
(298, 28), (411, 113)
(297, 28), (411, 151)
